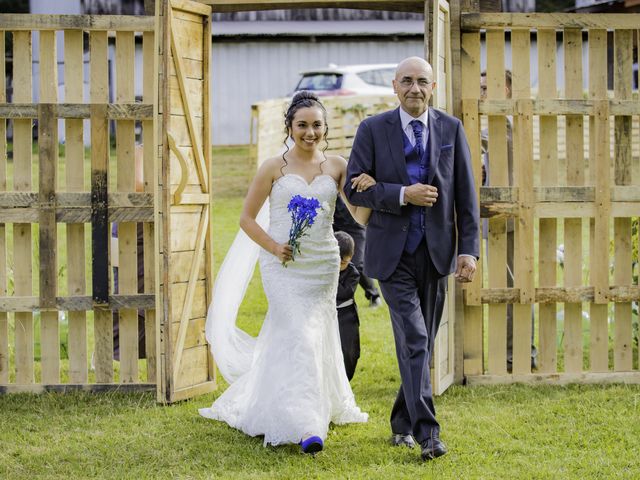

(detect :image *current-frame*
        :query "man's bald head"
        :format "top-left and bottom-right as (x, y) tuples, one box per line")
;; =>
(392, 57), (436, 117)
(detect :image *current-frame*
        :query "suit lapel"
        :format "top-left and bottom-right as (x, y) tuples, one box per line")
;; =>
(385, 108), (411, 185)
(427, 108), (441, 184)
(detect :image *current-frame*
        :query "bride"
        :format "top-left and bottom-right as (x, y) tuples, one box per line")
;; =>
(199, 91), (375, 454)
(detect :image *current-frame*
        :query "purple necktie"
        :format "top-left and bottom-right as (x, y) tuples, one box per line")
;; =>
(410, 120), (424, 157)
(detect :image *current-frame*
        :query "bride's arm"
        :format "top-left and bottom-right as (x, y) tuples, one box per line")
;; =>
(336, 157), (375, 225)
(239, 160), (293, 263)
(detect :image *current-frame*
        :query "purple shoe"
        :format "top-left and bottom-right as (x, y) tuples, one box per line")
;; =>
(300, 436), (323, 454)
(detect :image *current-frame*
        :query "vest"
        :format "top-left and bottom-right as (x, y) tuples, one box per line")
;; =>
(403, 130), (430, 254)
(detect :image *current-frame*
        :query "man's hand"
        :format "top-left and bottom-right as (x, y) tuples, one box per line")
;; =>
(454, 255), (476, 283)
(403, 183), (438, 207)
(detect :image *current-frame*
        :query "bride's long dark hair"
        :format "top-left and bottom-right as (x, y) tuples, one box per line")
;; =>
(280, 90), (329, 176)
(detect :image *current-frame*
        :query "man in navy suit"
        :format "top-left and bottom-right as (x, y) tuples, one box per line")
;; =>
(345, 57), (479, 461)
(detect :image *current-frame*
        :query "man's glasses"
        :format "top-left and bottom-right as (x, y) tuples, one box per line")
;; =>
(398, 78), (434, 88)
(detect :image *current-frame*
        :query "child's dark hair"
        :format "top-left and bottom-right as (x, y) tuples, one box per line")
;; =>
(335, 231), (355, 260)
(280, 90), (329, 175)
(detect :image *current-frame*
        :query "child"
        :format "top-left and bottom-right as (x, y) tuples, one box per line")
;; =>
(335, 230), (361, 381)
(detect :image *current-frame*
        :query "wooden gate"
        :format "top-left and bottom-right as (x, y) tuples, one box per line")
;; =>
(158, 0), (215, 403)
(460, 12), (640, 384)
(430, 0), (455, 395)
(0, 14), (157, 392)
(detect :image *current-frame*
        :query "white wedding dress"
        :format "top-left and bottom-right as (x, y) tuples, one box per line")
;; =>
(199, 173), (368, 446)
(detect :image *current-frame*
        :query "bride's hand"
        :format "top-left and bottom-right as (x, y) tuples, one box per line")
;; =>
(350, 173), (376, 193)
(271, 242), (293, 263)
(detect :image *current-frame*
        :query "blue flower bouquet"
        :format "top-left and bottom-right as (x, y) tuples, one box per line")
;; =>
(283, 195), (322, 266)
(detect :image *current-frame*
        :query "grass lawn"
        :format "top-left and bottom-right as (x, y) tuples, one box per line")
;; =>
(0, 145), (639, 479)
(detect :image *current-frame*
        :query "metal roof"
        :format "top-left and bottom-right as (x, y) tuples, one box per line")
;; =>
(211, 20), (425, 37)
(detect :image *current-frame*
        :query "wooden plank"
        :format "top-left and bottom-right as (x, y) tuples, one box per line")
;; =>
(477, 98), (640, 116)
(172, 207), (208, 387)
(142, 30), (157, 384)
(173, 344), (210, 390)
(116, 31), (139, 383)
(0, 206), (153, 223)
(511, 28), (533, 375)
(38, 103), (58, 307)
(90, 104), (110, 305)
(613, 29), (633, 372)
(537, 28), (557, 374)
(38, 102), (60, 384)
(0, 32), (6, 384)
(202, 11), (215, 384)
(448, 0), (460, 118)
(0, 103), (154, 120)
(563, 27), (584, 374)
(589, 29), (610, 373)
(461, 13), (640, 30)
(13, 30), (34, 385)
(0, 14), (155, 31)
(65, 29), (88, 384)
(466, 371), (640, 387)
(485, 29), (508, 376)
(170, 317), (206, 352)
(0, 295), (155, 312)
(89, 33), (112, 387)
(0, 383), (155, 394)
(460, 31), (483, 376)
(169, 12), (208, 193)
(167, 380), (216, 403)
(171, 0), (214, 15)
(160, 0), (172, 403)
(170, 280), (207, 321)
(480, 286), (640, 304)
(203, 0), (424, 13)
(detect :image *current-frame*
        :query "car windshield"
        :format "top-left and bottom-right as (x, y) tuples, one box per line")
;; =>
(296, 73), (343, 91)
(357, 68), (396, 87)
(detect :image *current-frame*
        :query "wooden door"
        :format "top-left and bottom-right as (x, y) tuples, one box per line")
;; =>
(159, 0), (214, 403)
(431, 0), (455, 396)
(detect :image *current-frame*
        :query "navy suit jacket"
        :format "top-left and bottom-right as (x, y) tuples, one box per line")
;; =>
(344, 107), (479, 281)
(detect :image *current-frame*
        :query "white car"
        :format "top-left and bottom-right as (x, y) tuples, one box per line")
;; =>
(293, 63), (396, 96)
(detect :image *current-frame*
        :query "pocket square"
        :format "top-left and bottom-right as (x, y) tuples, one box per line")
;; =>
(441, 144), (453, 150)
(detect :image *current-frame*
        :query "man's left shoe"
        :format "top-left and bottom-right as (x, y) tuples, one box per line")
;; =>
(421, 436), (448, 461)
(300, 436), (323, 455)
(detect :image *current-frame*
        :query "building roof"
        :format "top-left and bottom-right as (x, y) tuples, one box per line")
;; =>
(212, 20), (425, 37)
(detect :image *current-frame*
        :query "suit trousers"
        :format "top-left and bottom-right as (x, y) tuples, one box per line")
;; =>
(337, 304), (360, 381)
(379, 241), (447, 444)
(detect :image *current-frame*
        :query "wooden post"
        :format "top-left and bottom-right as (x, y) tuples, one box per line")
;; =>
(13, 31), (34, 385)
(160, 0), (172, 402)
(562, 28), (584, 374)
(588, 29), (609, 373)
(0, 32), (7, 384)
(423, 0), (431, 62)
(460, 30), (483, 377)
(511, 29), (533, 375)
(612, 29), (633, 372)
(203, 10), (216, 386)
(65, 29), (88, 384)
(39, 30), (60, 384)
(90, 30), (113, 383)
(485, 29), (508, 375)
(536, 28), (558, 374)
(143, 29), (158, 384)
(116, 30), (139, 383)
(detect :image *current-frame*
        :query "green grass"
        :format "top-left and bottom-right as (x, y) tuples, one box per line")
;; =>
(1, 145), (640, 478)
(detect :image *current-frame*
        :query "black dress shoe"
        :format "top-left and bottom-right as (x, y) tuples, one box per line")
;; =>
(421, 436), (447, 460)
(391, 433), (415, 448)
